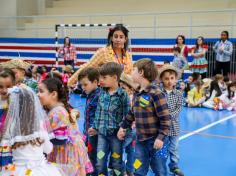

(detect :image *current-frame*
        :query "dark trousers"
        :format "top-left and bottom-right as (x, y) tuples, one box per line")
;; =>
(215, 61), (230, 76)
(64, 60), (74, 69)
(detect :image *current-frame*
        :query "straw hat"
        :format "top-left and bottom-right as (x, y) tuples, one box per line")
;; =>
(158, 64), (181, 79)
(0, 59), (31, 70)
(120, 73), (139, 90)
(202, 78), (212, 88)
(63, 65), (74, 73)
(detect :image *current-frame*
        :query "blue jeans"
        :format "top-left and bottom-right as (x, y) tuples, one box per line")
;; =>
(96, 133), (123, 176)
(86, 135), (98, 176)
(123, 129), (136, 173)
(134, 137), (168, 176)
(168, 136), (179, 169)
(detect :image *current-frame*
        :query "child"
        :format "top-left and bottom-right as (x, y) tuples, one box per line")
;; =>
(159, 64), (184, 176)
(0, 87), (63, 176)
(118, 58), (171, 176)
(172, 46), (188, 72)
(0, 69), (15, 169)
(219, 81), (236, 111)
(78, 67), (100, 176)
(38, 78), (93, 176)
(191, 36), (208, 79)
(61, 65), (74, 86)
(119, 73), (139, 176)
(187, 80), (206, 107)
(24, 67), (38, 93)
(92, 62), (130, 175)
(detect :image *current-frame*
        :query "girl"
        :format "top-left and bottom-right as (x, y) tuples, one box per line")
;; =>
(220, 81), (236, 111)
(0, 68), (15, 169)
(0, 87), (63, 176)
(58, 36), (77, 69)
(38, 77), (93, 176)
(187, 80), (206, 107)
(191, 36), (208, 79)
(68, 24), (133, 87)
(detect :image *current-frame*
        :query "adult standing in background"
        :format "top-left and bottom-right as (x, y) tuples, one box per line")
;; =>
(175, 35), (189, 61)
(68, 24), (133, 87)
(58, 36), (77, 69)
(213, 31), (233, 76)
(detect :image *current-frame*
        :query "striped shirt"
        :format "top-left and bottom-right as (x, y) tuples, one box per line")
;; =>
(161, 88), (183, 136)
(68, 45), (133, 87)
(120, 83), (170, 141)
(94, 87), (130, 136)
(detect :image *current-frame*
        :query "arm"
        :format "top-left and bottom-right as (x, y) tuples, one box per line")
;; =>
(170, 92), (183, 117)
(42, 132), (53, 154)
(71, 46), (77, 63)
(124, 52), (133, 74)
(67, 48), (106, 87)
(153, 92), (171, 141)
(223, 42), (233, 56)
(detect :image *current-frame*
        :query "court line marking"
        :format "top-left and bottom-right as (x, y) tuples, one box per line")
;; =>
(179, 113), (236, 141)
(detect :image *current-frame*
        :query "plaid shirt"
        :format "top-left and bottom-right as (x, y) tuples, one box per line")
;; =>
(120, 83), (170, 142)
(94, 87), (130, 136)
(58, 45), (77, 61)
(161, 88), (183, 136)
(68, 45), (133, 87)
(84, 87), (100, 134)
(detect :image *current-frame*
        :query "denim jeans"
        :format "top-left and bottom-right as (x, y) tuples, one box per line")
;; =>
(96, 132), (123, 176)
(134, 137), (168, 176)
(123, 129), (136, 173)
(86, 135), (98, 176)
(168, 136), (179, 169)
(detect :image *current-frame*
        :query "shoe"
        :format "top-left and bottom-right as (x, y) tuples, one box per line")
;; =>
(170, 167), (184, 176)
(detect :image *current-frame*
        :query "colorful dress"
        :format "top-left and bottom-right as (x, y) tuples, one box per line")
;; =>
(191, 47), (208, 74)
(0, 99), (12, 168)
(47, 106), (93, 176)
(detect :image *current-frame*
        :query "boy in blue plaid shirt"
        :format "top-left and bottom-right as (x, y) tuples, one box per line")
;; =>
(159, 64), (184, 176)
(93, 62), (130, 176)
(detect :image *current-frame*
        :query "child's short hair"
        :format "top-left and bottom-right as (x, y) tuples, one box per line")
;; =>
(173, 46), (181, 53)
(78, 67), (100, 82)
(134, 58), (158, 82)
(163, 60), (170, 64)
(215, 74), (224, 81)
(0, 68), (16, 84)
(99, 62), (122, 80)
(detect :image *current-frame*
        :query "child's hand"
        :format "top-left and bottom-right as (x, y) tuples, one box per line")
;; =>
(153, 138), (163, 150)
(88, 128), (97, 136)
(117, 127), (126, 140)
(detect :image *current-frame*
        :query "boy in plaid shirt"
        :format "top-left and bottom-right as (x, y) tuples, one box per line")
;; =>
(93, 62), (130, 176)
(118, 58), (171, 176)
(159, 64), (184, 176)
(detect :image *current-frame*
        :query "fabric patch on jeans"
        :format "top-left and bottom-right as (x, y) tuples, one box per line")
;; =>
(112, 152), (121, 159)
(97, 150), (105, 160)
(133, 159), (142, 169)
(155, 141), (169, 159)
(98, 174), (105, 176)
(114, 169), (121, 175)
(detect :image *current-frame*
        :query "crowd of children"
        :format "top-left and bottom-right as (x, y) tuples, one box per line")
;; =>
(0, 52), (235, 176)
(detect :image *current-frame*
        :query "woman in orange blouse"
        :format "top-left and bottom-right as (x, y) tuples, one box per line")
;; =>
(68, 24), (133, 87)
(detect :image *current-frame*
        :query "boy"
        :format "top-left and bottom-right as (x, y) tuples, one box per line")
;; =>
(159, 64), (184, 176)
(118, 58), (171, 176)
(78, 67), (100, 176)
(93, 62), (130, 176)
(172, 46), (188, 72)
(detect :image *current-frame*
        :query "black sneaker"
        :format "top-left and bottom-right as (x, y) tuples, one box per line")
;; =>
(170, 167), (184, 176)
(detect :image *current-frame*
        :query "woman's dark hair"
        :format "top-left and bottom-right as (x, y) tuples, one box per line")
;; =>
(25, 68), (33, 78)
(221, 31), (229, 40)
(176, 35), (186, 45)
(209, 80), (222, 97)
(42, 78), (75, 124)
(0, 68), (16, 85)
(107, 24), (129, 51)
(64, 36), (71, 46)
(195, 36), (205, 52)
(227, 81), (236, 99)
